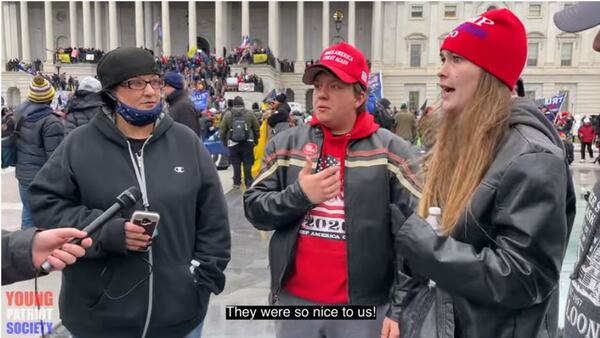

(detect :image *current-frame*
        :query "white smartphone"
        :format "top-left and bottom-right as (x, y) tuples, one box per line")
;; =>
(130, 211), (160, 238)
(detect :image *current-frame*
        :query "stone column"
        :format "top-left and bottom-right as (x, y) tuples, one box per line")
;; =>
(188, 0), (197, 50)
(161, 1), (171, 55)
(296, 1), (304, 63)
(371, 1), (383, 66)
(108, 1), (118, 50)
(44, 1), (54, 62)
(322, 1), (329, 49)
(348, 1), (356, 45)
(545, 2), (561, 66)
(427, 2), (439, 66)
(241, 1), (249, 42)
(83, 1), (92, 48)
(268, 1), (279, 58)
(2, 3), (7, 61)
(69, 1), (77, 47)
(3, 3), (19, 60)
(20, 1), (31, 62)
(135, 1), (144, 47)
(144, 2), (153, 50)
(215, 1), (223, 57)
(95, 2), (103, 50)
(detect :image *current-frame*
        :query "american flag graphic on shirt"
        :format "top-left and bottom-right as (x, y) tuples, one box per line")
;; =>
(300, 155), (346, 241)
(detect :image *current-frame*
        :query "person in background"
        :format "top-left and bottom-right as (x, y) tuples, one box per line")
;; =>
(267, 93), (291, 135)
(164, 71), (201, 136)
(373, 98), (395, 131)
(252, 102), (263, 124)
(577, 117), (596, 163)
(15, 76), (65, 229)
(64, 76), (103, 135)
(1, 107), (16, 168)
(540, 105), (555, 123)
(393, 103), (417, 143)
(515, 78), (525, 97)
(220, 96), (260, 189)
(417, 106), (440, 151)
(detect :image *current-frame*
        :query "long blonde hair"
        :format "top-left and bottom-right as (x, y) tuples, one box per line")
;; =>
(418, 71), (512, 235)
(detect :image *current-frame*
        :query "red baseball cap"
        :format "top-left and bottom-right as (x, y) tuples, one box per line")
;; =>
(303, 42), (369, 89)
(441, 8), (527, 90)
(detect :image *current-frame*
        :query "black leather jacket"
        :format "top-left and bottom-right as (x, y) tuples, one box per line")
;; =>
(393, 97), (576, 337)
(243, 119), (421, 321)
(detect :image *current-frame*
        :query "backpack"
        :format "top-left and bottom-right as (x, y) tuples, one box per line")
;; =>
(563, 139), (574, 165)
(212, 153), (230, 170)
(1, 115), (21, 168)
(375, 107), (395, 130)
(230, 113), (249, 142)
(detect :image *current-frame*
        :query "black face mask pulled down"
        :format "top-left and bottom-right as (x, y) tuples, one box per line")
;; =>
(115, 100), (163, 126)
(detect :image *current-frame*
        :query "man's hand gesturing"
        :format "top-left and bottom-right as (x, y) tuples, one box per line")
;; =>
(298, 156), (341, 204)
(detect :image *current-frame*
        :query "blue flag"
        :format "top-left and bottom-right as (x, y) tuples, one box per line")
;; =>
(534, 92), (567, 115)
(190, 90), (209, 112)
(367, 72), (383, 114)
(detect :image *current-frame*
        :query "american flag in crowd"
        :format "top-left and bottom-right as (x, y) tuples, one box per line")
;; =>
(240, 35), (251, 49)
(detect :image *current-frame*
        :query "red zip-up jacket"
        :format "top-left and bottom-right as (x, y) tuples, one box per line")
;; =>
(578, 123), (595, 143)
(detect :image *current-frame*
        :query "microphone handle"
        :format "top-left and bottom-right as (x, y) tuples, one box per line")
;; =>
(40, 202), (123, 272)
(68, 202), (122, 245)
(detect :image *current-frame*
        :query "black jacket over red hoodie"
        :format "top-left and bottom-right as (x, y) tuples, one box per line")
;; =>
(244, 111), (422, 320)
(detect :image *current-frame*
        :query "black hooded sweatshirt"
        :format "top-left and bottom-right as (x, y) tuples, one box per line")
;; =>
(28, 107), (231, 338)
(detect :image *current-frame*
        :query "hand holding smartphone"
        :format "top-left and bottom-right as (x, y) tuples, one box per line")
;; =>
(126, 211), (160, 251)
(131, 211), (160, 237)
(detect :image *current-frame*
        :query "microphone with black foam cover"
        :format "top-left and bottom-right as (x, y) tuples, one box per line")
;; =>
(40, 186), (142, 272)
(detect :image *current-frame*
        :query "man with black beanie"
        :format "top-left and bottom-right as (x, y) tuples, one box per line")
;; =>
(164, 71), (200, 136)
(268, 93), (292, 135)
(28, 47), (231, 338)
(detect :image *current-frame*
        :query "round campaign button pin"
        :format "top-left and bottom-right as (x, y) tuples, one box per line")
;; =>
(302, 143), (318, 156)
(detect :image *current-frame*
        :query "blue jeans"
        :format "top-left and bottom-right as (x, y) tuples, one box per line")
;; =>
(18, 181), (33, 229)
(184, 320), (204, 338)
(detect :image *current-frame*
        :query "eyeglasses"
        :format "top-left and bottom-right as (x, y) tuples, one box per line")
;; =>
(120, 78), (164, 90)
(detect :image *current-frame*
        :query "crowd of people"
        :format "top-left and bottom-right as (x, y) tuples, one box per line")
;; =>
(278, 59), (295, 73)
(48, 72), (80, 91)
(224, 71), (265, 92)
(1, 3), (599, 338)
(55, 47), (105, 64)
(227, 45), (277, 68)
(5, 58), (43, 73)
(536, 104), (600, 165)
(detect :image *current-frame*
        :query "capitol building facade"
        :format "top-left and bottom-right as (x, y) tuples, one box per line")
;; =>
(2, 1), (599, 115)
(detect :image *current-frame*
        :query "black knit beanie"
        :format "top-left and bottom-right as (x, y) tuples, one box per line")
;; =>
(275, 93), (287, 103)
(97, 47), (160, 89)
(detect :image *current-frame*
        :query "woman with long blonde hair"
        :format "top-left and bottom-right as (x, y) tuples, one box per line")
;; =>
(391, 8), (575, 338)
